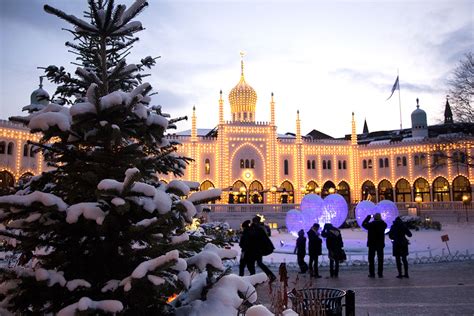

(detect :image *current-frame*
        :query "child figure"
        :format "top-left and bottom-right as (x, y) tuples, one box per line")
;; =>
(294, 229), (308, 273)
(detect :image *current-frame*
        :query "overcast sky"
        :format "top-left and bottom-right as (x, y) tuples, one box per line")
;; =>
(0, 0), (472, 137)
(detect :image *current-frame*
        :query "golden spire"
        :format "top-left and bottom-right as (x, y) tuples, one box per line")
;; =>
(270, 92), (275, 126)
(296, 110), (302, 144)
(219, 90), (224, 124)
(351, 112), (357, 145)
(191, 105), (197, 142)
(240, 51), (245, 82)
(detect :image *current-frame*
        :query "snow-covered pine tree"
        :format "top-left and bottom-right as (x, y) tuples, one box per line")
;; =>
(0, 1), (249, 314)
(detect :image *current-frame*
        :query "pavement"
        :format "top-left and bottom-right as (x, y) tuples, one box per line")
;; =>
(249, 261), (474, 315)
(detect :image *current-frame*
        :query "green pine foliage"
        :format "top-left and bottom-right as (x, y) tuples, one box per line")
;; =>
(0, 1), (227, 314)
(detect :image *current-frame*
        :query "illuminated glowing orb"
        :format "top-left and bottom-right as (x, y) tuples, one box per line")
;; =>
(355, 200), (399, 233)
(355, 200), (376, 230)
(374, 200), (399, 232)
(320, 194), (348, 228)
(285, 209), (305, 236)
(300, 194), (324, 230)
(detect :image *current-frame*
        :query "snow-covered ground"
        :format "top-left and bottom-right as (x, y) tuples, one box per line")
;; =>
(231, 223), (474, 265)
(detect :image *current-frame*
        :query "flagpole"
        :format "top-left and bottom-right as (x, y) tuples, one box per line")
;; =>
(398, 68), (402, 130)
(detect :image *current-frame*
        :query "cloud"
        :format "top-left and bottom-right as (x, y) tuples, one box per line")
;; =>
(434, 24), (473, 65)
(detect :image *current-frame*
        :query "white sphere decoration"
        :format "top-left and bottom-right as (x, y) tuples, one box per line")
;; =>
(285, 209), (305, 236)
(300, 194), (324, 231)
(355, 200), (376, 231)
(374, 200), (399, 232)
(320, 193), (348, 228)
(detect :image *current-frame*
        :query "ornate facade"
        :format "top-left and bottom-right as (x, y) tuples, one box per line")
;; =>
(1, 59), (473, 203)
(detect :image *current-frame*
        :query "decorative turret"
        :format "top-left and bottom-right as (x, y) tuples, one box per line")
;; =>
(23, 77), (50, 113)
(351, 112), (357, 145)
(363, 118), (369, 134)
(228, 53), (257, 122)
(191, 105), (197, 142)
(270, 92), (275, 126)
(411, 98), (428, 138)
(444, 96), (453, 124)
(296, 110), (302, 144)
(219, 90), (224, 124)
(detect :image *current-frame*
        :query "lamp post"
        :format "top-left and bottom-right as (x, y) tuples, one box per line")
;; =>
(415, 195), (422, 217)
(462, 194), (471, 222)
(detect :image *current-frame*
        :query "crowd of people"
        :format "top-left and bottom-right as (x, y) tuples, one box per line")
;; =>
(238, 214), (413, 280)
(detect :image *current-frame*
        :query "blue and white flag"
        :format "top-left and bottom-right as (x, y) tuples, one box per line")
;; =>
(387, 76), (399, 100)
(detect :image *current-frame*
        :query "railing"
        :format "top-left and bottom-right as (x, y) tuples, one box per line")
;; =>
(206, 201), (473, 214)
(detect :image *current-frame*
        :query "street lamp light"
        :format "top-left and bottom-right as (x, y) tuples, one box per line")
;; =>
(462, 194), (471, 222)
(328, 187), (336, 194)
(415, 195), (422, 217)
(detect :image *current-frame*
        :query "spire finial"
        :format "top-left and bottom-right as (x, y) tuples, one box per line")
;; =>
(240, 51), (245, 80)
(39, 76), (43, 89)
(193, 105), (196, 111)
(416, 98), (419, 108)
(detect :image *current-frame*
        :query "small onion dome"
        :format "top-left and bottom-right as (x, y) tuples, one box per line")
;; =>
(30, 78), (50, 106)
(411, 98), (427, 129)
(228, 57), (257, 120)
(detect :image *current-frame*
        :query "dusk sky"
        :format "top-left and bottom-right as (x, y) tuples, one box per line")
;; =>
(0, 0), (472, 137)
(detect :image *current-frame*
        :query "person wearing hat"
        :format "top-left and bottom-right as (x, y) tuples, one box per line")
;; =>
(362, 213), (387, 278)
(321, 223), (344, 278)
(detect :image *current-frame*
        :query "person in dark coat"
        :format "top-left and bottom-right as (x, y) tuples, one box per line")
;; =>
(294, 229), (308, 273)
(239, 220), (255, 276)
(388, 217), (412, 278)
(362, 213), (388, 278)
(321, 223), (344, 278)
(247, 216), (277, 282)
(307, 223), (322, 278)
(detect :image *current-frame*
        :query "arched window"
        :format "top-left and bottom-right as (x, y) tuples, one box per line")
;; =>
(7, 142), (14, 155)
(361, 180), (376, 202)
(322, 181), (336, 198)
(0, 142), (5, 154)
(232, 180), (247, 204)
(433, 177), (450, 202)
(420, 154), (426, 166)
(322, 160), (327, 170)
(200, 180), (214, 191)
(453, 151), (467, 164)
(402, 156), (407, 166)
(18, 172), (33, 187)
(384, 158), (389, 168)
(0, 170), (15, 188)
(250, 159), (255, 169)
(204, 159), (210, 175)
(343, 161), (347, 169)
(311, 160), (316, 169)
(307, 160), (311, 169)
(249, 180), (264, 204)
(327, 160), (332, 170)
(280, 180), (294, 203)
(338, 161), (342, 169)
(379, 158), (384, 168)
(368, 159), (373, 169)
(306, 181), (318, 194)
(452, 175), (471, 201)
(413, 178), (430, 202)
(245, 159), (250, 168)
(414, 155), (420, 166)
(395, 179), (411, 202)
(363, 160), (367, 169)
(284, 159), (289, 175)
(378, 179), (393, 201)
(23, 144), (29, 157)
(30, 146), (36, 158)
(337, 181), (350, 204)
(396, 157), (402, 167)
(240, 159), (244, 168)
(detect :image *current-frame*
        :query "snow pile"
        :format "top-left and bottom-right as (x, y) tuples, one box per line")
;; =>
(166, 180), (190, 196)
(0, 191), (68, 211)
(66, 203), (106, 225)
(57, 297), (123, 316)
(175, 273), (267, 316)
(186, 243), (237, 271)
(28, 103), (71, 132)
(187, 189), (222, 204)
(66, 279), (91, 291)
(35, 269), (66, 287)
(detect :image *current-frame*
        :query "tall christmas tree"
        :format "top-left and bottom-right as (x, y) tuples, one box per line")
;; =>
(0, 1), (268, 314)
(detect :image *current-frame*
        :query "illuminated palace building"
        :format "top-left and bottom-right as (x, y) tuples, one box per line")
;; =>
(0, 59), (473, 204)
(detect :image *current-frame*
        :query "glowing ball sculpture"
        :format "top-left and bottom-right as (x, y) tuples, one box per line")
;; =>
(285, 209), (305, 236)
(375, 200), (399, 232)
(300, 194), (324, 230)
(355, 200), (376, 230)
(355, 200), (399, 233)
(320, 193), (348, 228)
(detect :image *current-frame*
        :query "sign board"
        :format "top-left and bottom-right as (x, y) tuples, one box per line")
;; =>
(441, 234), (449, 242)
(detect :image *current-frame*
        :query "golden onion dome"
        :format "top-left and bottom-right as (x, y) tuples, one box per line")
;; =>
(228, 55), (257, 121)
